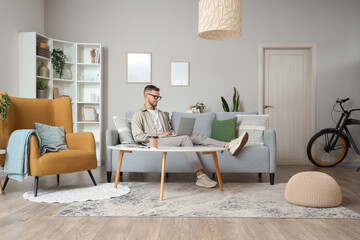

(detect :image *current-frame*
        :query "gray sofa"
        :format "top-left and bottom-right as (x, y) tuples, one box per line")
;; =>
(106, 111), (276, 184)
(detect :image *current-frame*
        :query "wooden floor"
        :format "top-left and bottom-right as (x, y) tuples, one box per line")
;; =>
(0, 165), (359, 240)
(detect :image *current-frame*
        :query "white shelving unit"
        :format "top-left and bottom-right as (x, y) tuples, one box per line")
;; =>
(18, 32), (103, 166)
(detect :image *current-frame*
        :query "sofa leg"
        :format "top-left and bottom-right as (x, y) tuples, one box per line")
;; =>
(88, 170), (97, 186)
(270, 173), (275, 185)
(258, 173), (262, 178)
(107, 172), (112, 183)
(34, 177), (39, 197)
(166, 173), (169, 178)
(212, 173), (215, 179)
(57, 174), (60, 185)
(120, 172), (123, 176)
(2, 175), (9, 191)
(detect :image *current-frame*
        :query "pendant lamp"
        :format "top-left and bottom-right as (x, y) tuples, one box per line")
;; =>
(198, 0), (242, 40)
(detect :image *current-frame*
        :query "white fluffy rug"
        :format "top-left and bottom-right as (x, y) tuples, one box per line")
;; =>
(23, 183), (130, 203)
(56, 182), (360, 218)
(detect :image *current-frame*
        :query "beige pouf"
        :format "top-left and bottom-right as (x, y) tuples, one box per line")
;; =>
(285, 171), (342, 208)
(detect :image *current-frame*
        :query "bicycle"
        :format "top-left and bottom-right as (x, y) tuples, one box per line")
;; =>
(307, 98), (360, 170)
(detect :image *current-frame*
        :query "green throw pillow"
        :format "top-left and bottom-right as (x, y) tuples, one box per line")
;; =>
(211, 117), (237, 142)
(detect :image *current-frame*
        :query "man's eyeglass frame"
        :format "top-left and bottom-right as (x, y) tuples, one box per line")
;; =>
(148, 93), (162, 100)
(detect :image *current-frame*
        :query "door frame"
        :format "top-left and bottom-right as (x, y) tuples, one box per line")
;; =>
(258, 43), (317, 134)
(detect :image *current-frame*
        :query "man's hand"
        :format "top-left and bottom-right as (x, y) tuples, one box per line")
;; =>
(157, 131), (175, 138)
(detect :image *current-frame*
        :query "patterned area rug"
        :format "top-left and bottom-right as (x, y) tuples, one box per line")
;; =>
(23, 183), (130, 203)
(56, 182), (360, 218)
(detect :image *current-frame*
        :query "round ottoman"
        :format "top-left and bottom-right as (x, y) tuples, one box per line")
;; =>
(285, 171), (342, 207)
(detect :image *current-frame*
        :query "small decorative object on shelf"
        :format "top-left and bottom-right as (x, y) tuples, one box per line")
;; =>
(51, 48), (67, 79)
(62, 67), (72, 80)
(82, 106), (96, 122)
(36, 42), (47, 49)
(0, 92), (11, 122)
(36, 42), (50, 58)
(37, 62), (50, 78)
(221, 87), (240, 112)
(190, 102), (206, 113)
(90, 49), (96, 64)
(60, 95), (71, 101)
(36, 80), (48, 99)
(53, 88), (60, 99)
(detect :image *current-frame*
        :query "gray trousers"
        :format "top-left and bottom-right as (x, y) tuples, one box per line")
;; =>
(158, 133), (226, 173)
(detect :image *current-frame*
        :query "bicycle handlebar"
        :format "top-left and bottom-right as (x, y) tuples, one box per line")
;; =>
(336, 98), (350, 104)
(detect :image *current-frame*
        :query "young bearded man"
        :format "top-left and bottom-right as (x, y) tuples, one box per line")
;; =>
(131, 85), (248, 188)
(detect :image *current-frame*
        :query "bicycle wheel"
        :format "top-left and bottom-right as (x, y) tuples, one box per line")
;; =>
(307, 129), (349, 167)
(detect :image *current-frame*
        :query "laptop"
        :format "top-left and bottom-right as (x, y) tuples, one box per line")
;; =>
(168, 117), (196, 136)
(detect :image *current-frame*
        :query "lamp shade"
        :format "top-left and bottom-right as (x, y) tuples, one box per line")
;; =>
(198, 0), (242, 40)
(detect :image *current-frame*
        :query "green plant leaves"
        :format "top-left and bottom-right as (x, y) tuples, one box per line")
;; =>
(36, 81), (48, 90)
(51, 48), (67, 79)
(221, 87), (240, 112)
(221, 97), (230, 112)
(232, 87), (239, 112)
(0, 94), (11, 122)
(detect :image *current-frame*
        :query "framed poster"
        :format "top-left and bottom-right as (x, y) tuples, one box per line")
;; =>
(127, 52), (152, 84)
(170, 61), (189, 86)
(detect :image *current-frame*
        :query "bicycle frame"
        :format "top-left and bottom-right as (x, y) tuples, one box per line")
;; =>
(333, 110), (360, 155)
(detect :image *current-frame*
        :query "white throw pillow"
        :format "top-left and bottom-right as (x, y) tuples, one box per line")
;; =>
(113, 116), (135, 144)
(235, 115), (269, 145)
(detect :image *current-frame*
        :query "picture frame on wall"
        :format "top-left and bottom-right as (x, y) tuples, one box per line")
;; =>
(170, 61), (190, 86)
(81, 106), (96, 122)
(127, 52), (152, 84)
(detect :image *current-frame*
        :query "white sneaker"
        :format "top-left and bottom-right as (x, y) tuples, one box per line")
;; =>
(230, 132), (249, 156)
(196, 174), (217, 188)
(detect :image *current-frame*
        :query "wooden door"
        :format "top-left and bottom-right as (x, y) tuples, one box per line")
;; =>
(262, 48), (315, 165)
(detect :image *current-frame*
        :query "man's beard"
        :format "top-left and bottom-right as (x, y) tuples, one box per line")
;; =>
(150, 101), (157, 109)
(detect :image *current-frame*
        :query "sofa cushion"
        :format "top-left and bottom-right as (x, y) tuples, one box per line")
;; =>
(215, 111), (258, 121)
(113, 116), (135, 144)
(171, 112), (216, 137)
(211, 117), (237, 142)
(236, 114), (269, 145)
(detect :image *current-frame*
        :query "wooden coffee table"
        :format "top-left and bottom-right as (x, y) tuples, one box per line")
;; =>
(108, 145), (227, 201)
(0, 149), (5, 194)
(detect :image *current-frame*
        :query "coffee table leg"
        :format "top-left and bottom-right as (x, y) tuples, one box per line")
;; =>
(203, 151), (223, 192)
(160, 152), (167, 201)
(114, 150), (132, 188)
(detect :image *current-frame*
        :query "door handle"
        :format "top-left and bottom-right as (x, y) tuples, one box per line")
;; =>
(263, 105), (273, 109)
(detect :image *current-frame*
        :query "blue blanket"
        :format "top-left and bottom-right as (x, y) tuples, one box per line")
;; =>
(4, 130), (41, 182)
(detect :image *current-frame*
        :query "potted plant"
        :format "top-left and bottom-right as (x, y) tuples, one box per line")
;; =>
(51, 48), (67, 79)
(195, 102), (206, 113)
(221, 87), (240, 112)
(36, 81), (48, 99)
(0, 92), (11, 122)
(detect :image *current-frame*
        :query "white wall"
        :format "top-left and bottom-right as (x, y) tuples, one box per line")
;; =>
(0, 0), (45, 96)
(40, 0), (359, 165)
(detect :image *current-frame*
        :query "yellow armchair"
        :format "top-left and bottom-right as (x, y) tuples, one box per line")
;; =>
(0, 94), (97, 196)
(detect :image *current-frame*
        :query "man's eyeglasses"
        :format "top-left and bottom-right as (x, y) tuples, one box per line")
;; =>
(148, 93), (162, 100)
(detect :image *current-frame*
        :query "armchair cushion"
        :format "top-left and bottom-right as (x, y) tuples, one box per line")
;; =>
(35, 122), (68, 154)
(30, 150), (97, 176)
